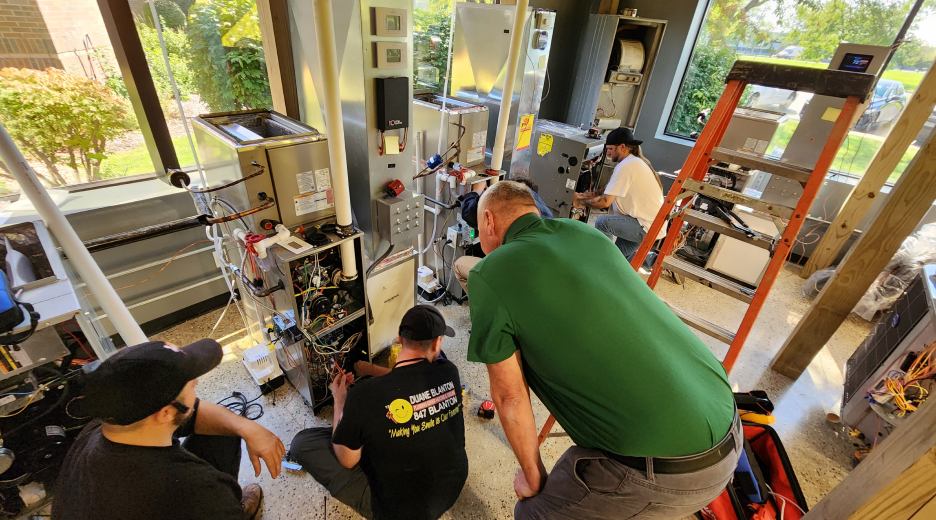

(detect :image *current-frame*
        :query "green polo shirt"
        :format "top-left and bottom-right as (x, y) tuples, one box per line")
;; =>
(467, 213), (734, 457)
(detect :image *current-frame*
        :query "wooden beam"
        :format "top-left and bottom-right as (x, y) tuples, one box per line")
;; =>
(256, 0), (300, 119)
(801, 398), (936, 520)
(727, 61), (876, 99)
(770, 132), (936, 379)
(800, 64), (936, 278)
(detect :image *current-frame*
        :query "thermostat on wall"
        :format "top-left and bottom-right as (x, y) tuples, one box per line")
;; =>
(374, 7), (407, 37)
(375, 42), (407, 70)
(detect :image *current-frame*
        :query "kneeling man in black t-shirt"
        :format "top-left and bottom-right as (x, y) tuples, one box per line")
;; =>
(290, 305), (468, 520)
(52, 340), (285, 520)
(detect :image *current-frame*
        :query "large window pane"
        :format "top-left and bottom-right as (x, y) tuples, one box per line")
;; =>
(666, 0), (935, 180)
(0, 0), (153, 197)
(131, 0), (274, 168)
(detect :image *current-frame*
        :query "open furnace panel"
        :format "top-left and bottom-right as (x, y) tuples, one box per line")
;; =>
(265, 222), (369, 411)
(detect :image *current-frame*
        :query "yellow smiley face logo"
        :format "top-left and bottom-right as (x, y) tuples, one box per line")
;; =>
(386, 399), (413, 424)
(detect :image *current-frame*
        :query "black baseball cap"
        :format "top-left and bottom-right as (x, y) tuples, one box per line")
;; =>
(79, 339), (223, 425)
(606, 127), (642, 146)
(399, 305), (456, 341)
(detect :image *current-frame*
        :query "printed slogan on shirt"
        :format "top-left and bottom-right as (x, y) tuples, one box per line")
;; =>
(386, 381), (461, 438)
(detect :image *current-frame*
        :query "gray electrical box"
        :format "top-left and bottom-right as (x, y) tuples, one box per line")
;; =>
(375, 191), (426, 244)
(527, 120), (606, 219)
(721, 107), (787, 155)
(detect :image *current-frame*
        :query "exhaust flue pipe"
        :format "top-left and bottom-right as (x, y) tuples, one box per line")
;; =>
(313, 0), (358, 279)
(489, 0), (530, 173)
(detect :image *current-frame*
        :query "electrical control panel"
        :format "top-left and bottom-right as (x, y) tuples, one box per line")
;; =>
(375, 190), (425, 244)
(375, 76), (410, 131)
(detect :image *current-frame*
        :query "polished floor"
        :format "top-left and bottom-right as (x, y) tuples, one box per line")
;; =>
(150, 261), (871, 519)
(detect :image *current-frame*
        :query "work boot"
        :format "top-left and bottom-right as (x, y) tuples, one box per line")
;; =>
(241, 483), (263, 519)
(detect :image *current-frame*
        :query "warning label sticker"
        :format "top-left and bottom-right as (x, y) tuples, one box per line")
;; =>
(297, 170), (317, 195)
(472, 130), (487, 148)
(467, 146), (484, 164)
(516, 114), (535, 151)
(295, 189), (334, 216)
(537, 133), (554, 156)
(314, 168), (331, 190)
(565, 178), (576, 190)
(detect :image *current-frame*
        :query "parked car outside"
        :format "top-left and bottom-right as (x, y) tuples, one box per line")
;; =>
(775, 46), (803, 59)
(747, 86), (797, 110)
(799, 79), (907, 132)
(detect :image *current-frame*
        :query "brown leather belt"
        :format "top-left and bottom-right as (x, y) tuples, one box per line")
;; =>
(605, 413), (740, 475)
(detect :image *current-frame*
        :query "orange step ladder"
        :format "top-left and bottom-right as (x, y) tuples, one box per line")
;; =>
(630, 60), (876, 375)
(537, 60), (875, 445)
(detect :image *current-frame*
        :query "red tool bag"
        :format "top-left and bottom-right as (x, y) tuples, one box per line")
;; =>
(698, 422), (809, 520)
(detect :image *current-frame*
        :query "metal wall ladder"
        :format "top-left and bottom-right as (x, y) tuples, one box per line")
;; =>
(630, 60), (876, 375)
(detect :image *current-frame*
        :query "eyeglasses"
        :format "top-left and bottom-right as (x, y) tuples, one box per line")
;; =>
(170, 401), (190, 414)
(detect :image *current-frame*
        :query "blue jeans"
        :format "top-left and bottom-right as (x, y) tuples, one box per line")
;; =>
(595, 214), (647, 262)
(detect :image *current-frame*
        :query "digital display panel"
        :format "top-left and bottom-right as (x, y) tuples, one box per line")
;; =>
(839, 53), (873, 73)
(386, 48), (402, 63)
(386, 14), (401, 32)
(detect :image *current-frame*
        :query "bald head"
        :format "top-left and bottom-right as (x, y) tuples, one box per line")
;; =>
(476, 181), (540, 254)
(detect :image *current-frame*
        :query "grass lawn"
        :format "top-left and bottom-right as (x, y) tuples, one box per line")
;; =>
(766, 119), (917, 183)
(101, 136), (198, 179)
(743, 55), (925, 92)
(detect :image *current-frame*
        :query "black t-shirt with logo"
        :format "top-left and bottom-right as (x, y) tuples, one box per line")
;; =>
(333, 358), (468, 520)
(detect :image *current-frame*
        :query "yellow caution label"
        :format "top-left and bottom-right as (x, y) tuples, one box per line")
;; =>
(516, 114), (535, 151)
(537, 133), (553, 156)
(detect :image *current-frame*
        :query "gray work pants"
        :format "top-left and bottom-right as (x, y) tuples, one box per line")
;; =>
(290, 427), (373, 519)
(515, 415), (742, 520)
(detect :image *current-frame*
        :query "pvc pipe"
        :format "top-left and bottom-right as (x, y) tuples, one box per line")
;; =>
(436, 1), (457, 155)
(234, 224), (290, 259)
(313, 0), (358, 279)
(0, 122), (148, 350)
(489, 0), (529, 173)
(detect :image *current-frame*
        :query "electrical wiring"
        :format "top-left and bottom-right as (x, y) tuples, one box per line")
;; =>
(80, 239), (213, 300)
(63, 324), (94, 360)
(867, 339), (936, 416)
(217, 391), (263, 420)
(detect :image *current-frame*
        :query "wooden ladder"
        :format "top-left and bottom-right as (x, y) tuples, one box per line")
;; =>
(536, 61), (875, 445)
(630, 60), (876, 375)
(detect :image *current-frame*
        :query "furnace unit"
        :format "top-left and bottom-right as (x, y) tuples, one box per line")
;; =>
(565, 15), (667, 132)
(450, 3), (555, 178)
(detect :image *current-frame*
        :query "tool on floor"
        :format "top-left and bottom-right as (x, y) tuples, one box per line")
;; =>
(281, 452), (302, 471)
(478, 400), (495, 419)
(537, 60), (875, 445)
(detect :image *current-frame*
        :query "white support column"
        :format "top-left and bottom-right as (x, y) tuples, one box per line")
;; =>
(0, 123), (148, 351)
(489, 0), (529, 173)
(313, 0), (358, 278)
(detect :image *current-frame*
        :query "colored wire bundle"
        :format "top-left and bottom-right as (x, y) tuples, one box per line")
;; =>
(868, 339), (936, 416)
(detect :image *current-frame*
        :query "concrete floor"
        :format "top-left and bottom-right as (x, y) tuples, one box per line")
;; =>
(151, 261), (871, 519)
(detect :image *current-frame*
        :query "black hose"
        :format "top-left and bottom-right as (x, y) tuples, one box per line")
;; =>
(365, 244), (395, 325)
(366, 243), (395, 279)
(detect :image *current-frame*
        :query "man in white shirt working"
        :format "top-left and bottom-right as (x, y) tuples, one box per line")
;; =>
(574, 127), (665, 267)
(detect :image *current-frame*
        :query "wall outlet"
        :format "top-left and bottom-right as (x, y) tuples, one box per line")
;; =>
(447, 226), (459, 245)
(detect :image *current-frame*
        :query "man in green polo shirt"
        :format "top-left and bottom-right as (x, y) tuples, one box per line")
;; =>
(467, 181), (740, 520)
